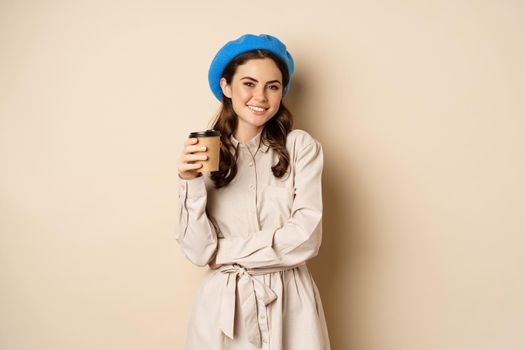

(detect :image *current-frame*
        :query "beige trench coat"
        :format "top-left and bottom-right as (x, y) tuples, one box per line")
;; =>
(177, 129), (331, 349)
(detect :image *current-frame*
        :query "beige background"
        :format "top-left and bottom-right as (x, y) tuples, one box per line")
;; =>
(1, 0), (524, 349)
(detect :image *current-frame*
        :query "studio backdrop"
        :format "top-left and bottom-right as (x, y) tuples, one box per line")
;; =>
(1, 1), (524, 349)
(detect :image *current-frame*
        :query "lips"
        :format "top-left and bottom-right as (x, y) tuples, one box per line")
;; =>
(248, 105), (268, 112)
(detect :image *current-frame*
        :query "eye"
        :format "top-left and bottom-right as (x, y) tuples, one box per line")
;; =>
(243, 82), (255, 87)
(268, 85), (280, 91)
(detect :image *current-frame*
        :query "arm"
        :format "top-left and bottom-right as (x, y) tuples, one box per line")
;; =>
(177, 175), (218, 267)
(215, 138), (323, 269)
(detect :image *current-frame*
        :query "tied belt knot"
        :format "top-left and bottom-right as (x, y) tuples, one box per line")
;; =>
(218, 263), (304, 347)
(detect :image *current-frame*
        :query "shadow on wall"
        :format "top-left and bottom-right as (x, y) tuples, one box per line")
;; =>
(285, 73), (365, 350)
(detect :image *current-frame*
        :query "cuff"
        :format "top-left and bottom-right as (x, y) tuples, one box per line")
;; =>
(178, 175), (207, 198)
(215, 229), (275, 263)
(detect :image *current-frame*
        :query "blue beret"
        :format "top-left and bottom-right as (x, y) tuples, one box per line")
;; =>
(208, 34), (295, 101)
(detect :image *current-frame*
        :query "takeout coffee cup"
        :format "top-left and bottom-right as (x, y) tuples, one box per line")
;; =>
(189, 129), (221, 172)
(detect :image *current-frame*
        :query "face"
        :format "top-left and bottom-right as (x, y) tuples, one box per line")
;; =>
(220, 58), (283, 137)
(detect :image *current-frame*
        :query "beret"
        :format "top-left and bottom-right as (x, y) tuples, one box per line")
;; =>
(208, 34), (295, 101)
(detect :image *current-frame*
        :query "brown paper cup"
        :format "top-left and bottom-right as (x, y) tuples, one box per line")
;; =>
(189, 130), (221, 172)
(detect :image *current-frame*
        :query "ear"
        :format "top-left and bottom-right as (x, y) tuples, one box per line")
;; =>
(220, 78), (232, 98)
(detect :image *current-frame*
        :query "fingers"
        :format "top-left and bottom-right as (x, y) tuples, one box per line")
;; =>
(178, 137), (209, 179)
(178, 162), (203, 173)
(208, 258), (220, 270)
(183, 138), (207, 154)
(185, 144), (207, 154)
(182, 153), (208, 162)
(184, 137), (198, 146)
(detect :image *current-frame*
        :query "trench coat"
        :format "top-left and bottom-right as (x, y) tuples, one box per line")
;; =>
(177, 129), (331, 349)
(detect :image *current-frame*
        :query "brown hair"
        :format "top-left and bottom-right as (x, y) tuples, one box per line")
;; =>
(209, 49), (293, 189)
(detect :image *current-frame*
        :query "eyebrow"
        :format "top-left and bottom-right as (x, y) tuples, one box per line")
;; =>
(240, 76), (282, 85)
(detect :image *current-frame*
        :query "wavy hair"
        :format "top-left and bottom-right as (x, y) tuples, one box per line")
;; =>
(209, 49), (293, 189)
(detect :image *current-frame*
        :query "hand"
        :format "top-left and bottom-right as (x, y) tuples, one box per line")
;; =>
(178, 138), (208, 180)
(208, 260), (220, 270)
(208, 255), (221, 270)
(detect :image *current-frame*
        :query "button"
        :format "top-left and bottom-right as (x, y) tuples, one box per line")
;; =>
(260, 313), (266, 320)
(248, 162), (254, 167)
(249, 185), (255, 190)
(262, 338), (268, 344)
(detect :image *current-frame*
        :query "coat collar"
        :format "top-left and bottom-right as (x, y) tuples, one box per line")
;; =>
(230, 131), (270, 154)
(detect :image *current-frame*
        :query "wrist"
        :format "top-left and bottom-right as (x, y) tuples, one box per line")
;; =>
(178, 172), (202, 180)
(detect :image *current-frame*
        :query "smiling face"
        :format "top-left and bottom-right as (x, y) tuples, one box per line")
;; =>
(220, 58), (283, 141)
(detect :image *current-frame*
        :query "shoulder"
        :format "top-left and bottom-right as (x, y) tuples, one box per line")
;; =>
(286, 129), (322, 153)
(286, 129), (323, 164)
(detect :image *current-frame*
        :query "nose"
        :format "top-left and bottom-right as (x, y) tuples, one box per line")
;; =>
(253, 85), (267, 102)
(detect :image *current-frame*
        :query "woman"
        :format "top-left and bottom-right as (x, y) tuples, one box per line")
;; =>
(177, 34), (330, 350)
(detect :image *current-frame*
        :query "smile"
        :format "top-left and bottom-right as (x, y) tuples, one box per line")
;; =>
(248, 105), (268, 112)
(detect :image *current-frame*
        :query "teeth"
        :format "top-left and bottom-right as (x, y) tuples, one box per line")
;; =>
(249, 105), (266, 112)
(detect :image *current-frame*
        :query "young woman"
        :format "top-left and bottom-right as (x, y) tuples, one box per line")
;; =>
(177, 34), (331, 350)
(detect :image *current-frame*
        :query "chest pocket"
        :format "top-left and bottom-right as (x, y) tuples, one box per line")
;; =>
(260, 185), (294, 225)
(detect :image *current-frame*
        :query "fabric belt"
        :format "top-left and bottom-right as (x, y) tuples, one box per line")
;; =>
(218, 263), (305, 347)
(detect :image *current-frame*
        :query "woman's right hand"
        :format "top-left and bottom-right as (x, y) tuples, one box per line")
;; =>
(178, 138), (208, 180)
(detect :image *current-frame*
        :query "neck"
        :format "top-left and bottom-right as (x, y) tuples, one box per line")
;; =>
(234, 125), (263, 142)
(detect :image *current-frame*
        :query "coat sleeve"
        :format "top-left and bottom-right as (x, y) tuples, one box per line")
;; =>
(215, 138), (323, 269)
(176, 175), (218, 266)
